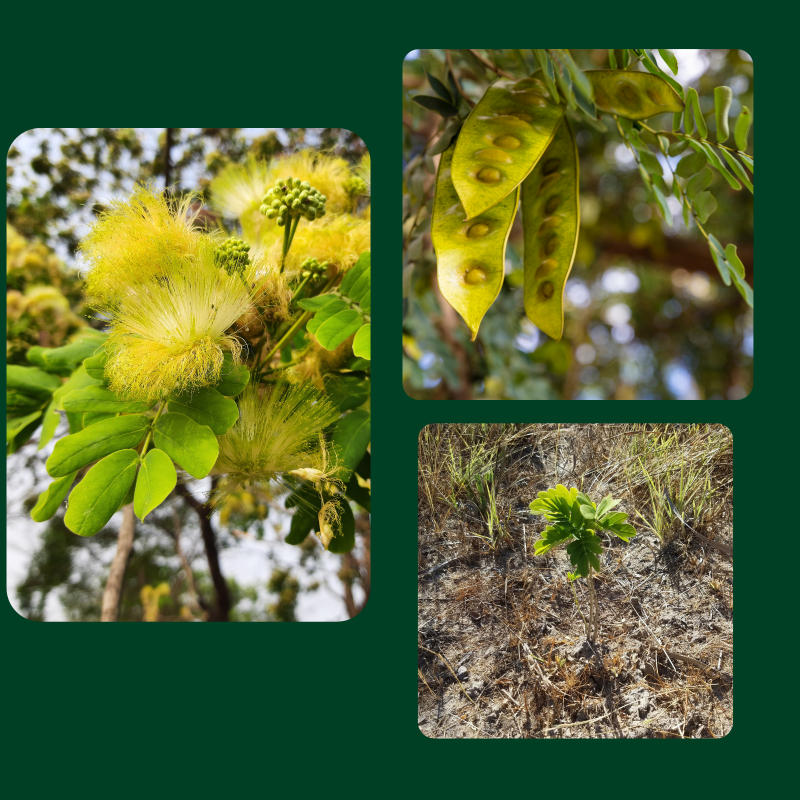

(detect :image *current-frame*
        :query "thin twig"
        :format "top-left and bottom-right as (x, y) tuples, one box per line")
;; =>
(468, 49), (516, 79)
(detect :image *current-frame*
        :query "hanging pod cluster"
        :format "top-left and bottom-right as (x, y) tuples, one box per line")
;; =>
(432, 69), (683, 341)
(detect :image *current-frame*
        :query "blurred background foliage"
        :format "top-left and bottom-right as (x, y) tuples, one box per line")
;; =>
(402, 50), (753, 400)
(7, 128), (370, 621)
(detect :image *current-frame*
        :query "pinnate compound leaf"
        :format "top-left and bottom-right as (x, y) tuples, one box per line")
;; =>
(331, 410), (370, 480)
(64, 450), (139, 536)
(31, 472), (78, 523)
(46, 414), (150, 477)
(168, 387), (239, 435)
(134, 449), (177, 521)
(352, 324), (370, 360)
(7, 365), (61, 397)
(694, 191), (717, 224)
(62, 386), (152, 414)
(412, 95), (459, 117)
(658, 49), (678, 75)
(734, 106), (752, 152)
(533, 523), (575, 555)
(153, 413), (218, 479)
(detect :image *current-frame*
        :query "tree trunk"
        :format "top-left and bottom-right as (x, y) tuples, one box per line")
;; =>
(100, 503), (136, 621)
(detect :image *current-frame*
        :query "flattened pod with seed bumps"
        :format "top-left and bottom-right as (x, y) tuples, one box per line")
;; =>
(451, 76), (565, 220)
(522, 118), (579, 341)
(586, 70), (684, 120)
(432, 142), (519, 341)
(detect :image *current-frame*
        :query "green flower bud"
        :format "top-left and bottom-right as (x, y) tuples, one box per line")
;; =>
(266, 209), (277, 219)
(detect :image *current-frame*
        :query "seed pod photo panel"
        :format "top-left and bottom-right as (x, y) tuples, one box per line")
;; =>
(403, 49), (753, 400)
(418, 423), (733, 738)
(7, 127), (370, 622)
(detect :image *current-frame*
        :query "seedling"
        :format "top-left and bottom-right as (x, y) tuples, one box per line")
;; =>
(529, 485), (636, 640)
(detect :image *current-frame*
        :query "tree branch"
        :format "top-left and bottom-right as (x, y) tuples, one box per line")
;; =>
(100, 503), (136, 622)
(176, 485), (231, 622)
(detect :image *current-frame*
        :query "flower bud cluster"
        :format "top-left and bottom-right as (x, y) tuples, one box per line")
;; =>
(300, 257), (330, 279)
(215, 237), (251, 275)
(260, 177), (327, 227)
(343, 176), (368, 197)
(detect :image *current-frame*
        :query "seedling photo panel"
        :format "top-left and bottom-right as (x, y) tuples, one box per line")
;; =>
(418, 423), (732, 738)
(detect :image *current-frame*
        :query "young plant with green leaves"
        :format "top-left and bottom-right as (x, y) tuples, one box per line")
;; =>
(405, 49), (753, 346)
(529, 485), (636, 640)
(8, 147), (371, 558)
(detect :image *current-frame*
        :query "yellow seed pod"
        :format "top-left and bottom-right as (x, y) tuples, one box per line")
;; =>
(451, 77), (565, 220)
(521, 118), (579, 342)
(586, 70), (684, 120)
(432, 142), (519, 341)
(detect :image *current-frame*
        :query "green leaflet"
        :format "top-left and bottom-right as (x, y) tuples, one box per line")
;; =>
(32, 472), (78, 522)
(734, 106), (752, 152)
(302, 252), (370, 351)
(61, 385), (152, 414)
(331, 410), (370, 481)
(46, 414), (150, 478)
(521, 118), (579, 341)
(64, 449), (140, 536)
(340, 251), (371, 312)
(688, 88), (707, 138)
(134, 449), (177, 521)
(7, 365), (62, 397)
(215, 353), (250, 396)
(323, 374), (370, 411)
(26, 334), (106, 372)
(168, 387), (239, 435)
(83, 352), (108, 381)
(153, 412), (218, 479)
(314, 309), (363, 350)
(586, 70), (683, 119)
(714, 86), (732, 143)
(567, 533), (603, 576)
(7, 410), (43, 442)
(6, 391), (45, 413)
(451, 76), (565, 220)
(432, 142), (518, 340)
(352, 324), (370, 359)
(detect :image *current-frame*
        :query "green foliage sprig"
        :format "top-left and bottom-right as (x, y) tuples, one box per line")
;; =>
(529, 484), (636, 578)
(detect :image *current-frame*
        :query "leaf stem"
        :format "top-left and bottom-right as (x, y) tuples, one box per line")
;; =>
(639, 122), (752, 160)
(261, 310), (312, 366)
(140, 400), (166, 459)
(445, 50), (475, 107)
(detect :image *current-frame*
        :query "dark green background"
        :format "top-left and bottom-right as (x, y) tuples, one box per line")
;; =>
(2, 14), (783, 796)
